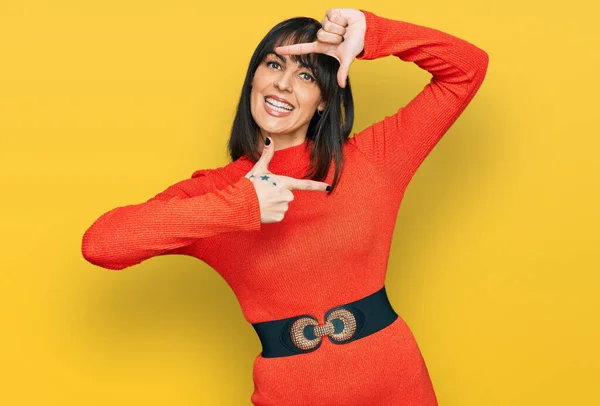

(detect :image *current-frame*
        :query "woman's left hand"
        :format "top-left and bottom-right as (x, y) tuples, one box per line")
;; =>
(275, 8), (366, 88)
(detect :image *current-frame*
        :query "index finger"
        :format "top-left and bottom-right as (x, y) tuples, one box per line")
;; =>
(275, 41), (320, 56)
(285, 177), (330, 192)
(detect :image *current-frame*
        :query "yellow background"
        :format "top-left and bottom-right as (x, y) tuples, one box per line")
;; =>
(1, 1), (598, 405)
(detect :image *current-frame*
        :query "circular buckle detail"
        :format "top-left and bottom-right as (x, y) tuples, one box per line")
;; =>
(325, 308), (357, 343)
(289, 308), (358, 351)
(290, 317), (321, 350)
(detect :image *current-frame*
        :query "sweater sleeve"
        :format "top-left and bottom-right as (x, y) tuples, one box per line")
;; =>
(81, 172), (262, 270)
(348, 9), (489, 190)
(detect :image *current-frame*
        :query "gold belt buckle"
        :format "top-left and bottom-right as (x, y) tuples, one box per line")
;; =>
(289, 307), (358, 351)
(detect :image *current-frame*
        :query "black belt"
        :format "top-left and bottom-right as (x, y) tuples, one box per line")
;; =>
(251, 285), (398, 358)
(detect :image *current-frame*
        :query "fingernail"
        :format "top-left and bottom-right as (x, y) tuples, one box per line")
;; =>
(341, 36), (345, 43)
(265, 137), (271, 146)
(326, 185), (331, 191)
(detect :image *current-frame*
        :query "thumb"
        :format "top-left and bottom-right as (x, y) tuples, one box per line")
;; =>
(254, 136), (275, 172)
(337, 60), (351, 88)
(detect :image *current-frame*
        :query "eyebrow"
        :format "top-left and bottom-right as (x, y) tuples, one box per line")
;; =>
(267, 52), (313, 70)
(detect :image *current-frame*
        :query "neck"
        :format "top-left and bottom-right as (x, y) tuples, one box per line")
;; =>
(257, 132), (308, 152)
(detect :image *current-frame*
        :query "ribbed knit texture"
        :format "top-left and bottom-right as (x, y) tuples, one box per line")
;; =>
(82, 9), (488, 405)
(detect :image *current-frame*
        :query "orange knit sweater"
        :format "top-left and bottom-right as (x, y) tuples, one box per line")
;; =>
(82, 9), (488, 405)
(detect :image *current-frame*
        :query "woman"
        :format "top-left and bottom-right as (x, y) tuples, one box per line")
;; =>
(82, 7), (489, 405)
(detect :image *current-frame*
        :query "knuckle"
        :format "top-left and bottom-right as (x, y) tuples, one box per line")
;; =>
(328, 9), (340, 22)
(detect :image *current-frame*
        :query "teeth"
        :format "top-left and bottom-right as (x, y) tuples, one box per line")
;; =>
(266, 97), (293, 110)
(268, 104), (292, 113)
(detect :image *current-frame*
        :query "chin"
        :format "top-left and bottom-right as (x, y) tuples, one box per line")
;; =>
(259, 124), (290, 135)
(253, 113), (289, 133)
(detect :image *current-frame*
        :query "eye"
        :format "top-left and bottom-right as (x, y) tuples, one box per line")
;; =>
(300, 72), (316, 82)
(266, 61), (281, 70)
(266, 59), (315, 82)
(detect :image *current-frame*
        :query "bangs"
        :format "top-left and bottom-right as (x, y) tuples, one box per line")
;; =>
(268, 29), (322, 75)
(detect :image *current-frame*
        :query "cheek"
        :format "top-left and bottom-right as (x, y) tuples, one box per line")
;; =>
(299, 89), (322, 111)
(252, 68), (269, 87)
(250, 81), (263, 107)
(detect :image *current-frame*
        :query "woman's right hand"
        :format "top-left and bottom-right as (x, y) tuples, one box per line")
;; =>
(245, 137), (331, 224)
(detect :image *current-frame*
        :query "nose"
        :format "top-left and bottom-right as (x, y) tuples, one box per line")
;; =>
(274, 71), (293, 92)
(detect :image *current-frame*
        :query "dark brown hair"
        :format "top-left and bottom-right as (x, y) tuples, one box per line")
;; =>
(227, 16), (355, 193)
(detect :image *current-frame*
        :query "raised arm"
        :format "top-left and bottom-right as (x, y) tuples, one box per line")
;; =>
(348, 9), (489, 190)
(81, 171), (261, 270)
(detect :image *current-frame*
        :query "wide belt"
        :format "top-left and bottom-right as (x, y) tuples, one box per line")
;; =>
(251, 285), (398, 358)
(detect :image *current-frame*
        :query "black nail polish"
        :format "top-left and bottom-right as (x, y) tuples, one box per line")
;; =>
(265, 137), (271, 145)
(341, 36), (345, 43)
(326, 185), (331, 191)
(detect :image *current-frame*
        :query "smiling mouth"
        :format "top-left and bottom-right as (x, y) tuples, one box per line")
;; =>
(264, 96), (294, 112)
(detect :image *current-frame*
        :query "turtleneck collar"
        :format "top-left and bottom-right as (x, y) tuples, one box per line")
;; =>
(231, 137), (313, 176)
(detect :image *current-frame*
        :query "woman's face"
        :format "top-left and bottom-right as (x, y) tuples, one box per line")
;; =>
(250, 51), (325, 141)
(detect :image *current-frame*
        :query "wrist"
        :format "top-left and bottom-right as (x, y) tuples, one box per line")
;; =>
(356, 9), (379, 60)
(352, 9), (367, 59)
